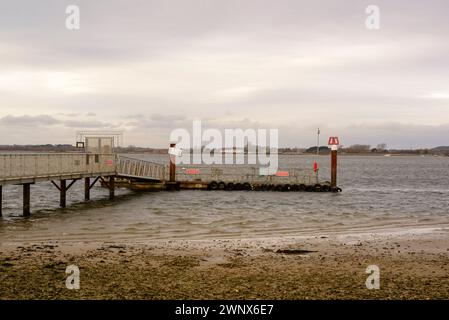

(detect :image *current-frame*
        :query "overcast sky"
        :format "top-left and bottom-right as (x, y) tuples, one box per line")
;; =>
(0, 0), (448, 148)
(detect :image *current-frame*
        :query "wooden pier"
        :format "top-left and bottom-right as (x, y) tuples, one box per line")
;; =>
(0, 153), (117, 216)
(0, 151), (341, 217)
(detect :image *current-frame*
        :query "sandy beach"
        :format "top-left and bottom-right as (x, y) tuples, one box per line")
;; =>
(1, 227), (448, 300)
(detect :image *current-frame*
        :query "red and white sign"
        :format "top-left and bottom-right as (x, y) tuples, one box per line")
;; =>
(328, 137), (340, 145)
(275, 171), (289, 177)
(105, 159), (114, 166)
(186, 168), (200, 175)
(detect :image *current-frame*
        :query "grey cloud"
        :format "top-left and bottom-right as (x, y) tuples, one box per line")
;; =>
(128, 114), (192, 130)
(63, 119), (113, 128)
(123, 114), (144, 119)
(56, 113), (80, 117)
(0, 114), (114, 130)
(150, 114), (187, 122)
(0, 115), (60, 126)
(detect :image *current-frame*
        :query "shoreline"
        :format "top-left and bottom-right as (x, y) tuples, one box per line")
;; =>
(1, 227), (448, 299)
(1, 220), (448, 244)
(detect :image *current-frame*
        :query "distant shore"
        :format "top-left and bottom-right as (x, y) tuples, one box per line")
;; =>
(1, 228), (447, 299)
(1, 144), (448, 157)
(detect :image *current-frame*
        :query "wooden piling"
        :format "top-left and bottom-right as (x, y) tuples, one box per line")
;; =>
(169, 143), (176, 183)
(23, 183), (31, 217)
(84, 177), (90, 201)
(0, 185), (2, 217)
(109, 176), (115, 200)
(60, 180), (67, 208)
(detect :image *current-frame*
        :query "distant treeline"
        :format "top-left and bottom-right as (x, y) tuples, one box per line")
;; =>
(0, 144), (78, 152)
(304, 144), (449, 156)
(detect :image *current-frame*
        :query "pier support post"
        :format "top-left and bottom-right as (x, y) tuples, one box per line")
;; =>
(84, 177), (90, 201)
(109, 176), (115, 200)
(331, 145), (338, 188)
(23, 183), (31, 217)
(0, 185), (2, 217)
(166, 143), (180, 191)
(60, 180), (67, 208)
(51, 179), (78, 208)
(169, 143), (176, 183)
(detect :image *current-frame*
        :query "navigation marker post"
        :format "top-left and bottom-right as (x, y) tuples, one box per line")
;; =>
(328, 137), (340, 190)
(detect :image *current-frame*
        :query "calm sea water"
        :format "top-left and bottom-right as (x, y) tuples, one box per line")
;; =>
(1, 155), (448, 242)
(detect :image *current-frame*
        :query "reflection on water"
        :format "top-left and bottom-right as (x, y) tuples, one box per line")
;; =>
(1, 155), (448, 242)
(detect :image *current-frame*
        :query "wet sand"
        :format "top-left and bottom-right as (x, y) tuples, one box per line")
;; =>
(0, 228), (448, 299)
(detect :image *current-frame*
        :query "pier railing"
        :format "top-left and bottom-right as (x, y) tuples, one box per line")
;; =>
(0, 153), (116, 185)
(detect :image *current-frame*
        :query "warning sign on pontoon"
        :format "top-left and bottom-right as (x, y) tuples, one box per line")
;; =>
(328, 137), (340, 145)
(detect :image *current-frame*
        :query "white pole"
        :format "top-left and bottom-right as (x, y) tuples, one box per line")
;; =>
(315, 128), (320, 180)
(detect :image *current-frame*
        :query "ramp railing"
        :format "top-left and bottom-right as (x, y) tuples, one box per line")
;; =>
(116, 155), (167, 181)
